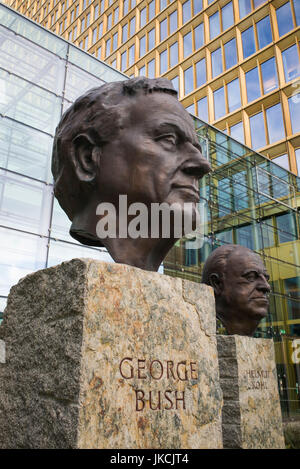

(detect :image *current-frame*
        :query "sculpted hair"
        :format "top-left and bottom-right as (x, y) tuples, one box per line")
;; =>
(201, 244), (254, 285)
(51, 77), (177, 220)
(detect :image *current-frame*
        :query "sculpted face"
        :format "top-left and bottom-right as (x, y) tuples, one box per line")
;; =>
(221, 250), (271, 320)
(95, 92), (211, 216)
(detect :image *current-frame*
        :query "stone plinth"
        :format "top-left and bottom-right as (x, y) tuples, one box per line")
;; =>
(217, 335), (285, 449)
(0, 259), (223, 449)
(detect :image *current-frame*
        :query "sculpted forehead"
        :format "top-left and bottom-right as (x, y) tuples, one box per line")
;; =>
(125, 93), (197, 143)
(225, 249), (266, 276)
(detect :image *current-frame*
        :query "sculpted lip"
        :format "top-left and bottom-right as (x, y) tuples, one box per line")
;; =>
(172, 184), (200, 200)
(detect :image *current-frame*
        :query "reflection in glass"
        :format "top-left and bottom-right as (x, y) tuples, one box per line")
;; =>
(261, 57), (278, 94)
(209, 11), (220, 39)
(169, 10), (178, 34)
(230, 121), (244, 143)
(211, 47), (222, 78)
(148, 58), (155, 78)
(214, 87), (225, 120)
(222, 2), (234, 30)
(64, 63), (104, 102)
(236, 224), (254, 249)
(197, 96), (208, 122)
(194, 23), (204, 50)
(242, 26), (255, 58)
(266, 103), (285, 143)
(296, 148), (300, 174)
(160, 49), (167, 74)
(183, 31), (193, 58)
(170, 42), (178, 68)
(224, 38), (237, 69)
(184, 66), (193, 95)
(195, 58), (206, 87)
(250, 112), (266, 149)
(276, 213), (297, 243)
(273, 154), (290, 171)
(276, 2), (294, 37)
(256, 16), (272, 49)
(227, 78), (241, 112)
(239, 0), (251, 18)
(288, 94), (300, 134)
(182, 0), (191, 24)
(160, 18), (167, 42)
(282, 45), (300, 82)
(246, 67), (260, 102)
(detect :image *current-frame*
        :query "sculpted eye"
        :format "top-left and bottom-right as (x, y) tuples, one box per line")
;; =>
(245, 272), (257, 282)
(157, 134), (177, 145)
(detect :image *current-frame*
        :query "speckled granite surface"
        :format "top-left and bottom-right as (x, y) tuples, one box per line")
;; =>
(0, 259), (223, 449)
(218, 335), (285, 449)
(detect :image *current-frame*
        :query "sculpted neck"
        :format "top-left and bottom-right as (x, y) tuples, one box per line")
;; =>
(216, 310), (260, 337)
(70, 198), (175, 272)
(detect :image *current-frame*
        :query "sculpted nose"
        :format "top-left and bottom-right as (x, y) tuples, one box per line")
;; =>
(182, 144), (211, 179)
(257, 275), (271, 293)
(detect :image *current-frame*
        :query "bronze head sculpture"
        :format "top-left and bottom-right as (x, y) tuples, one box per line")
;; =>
(202, 244), (271, 336)
(52, 77), (211, 271)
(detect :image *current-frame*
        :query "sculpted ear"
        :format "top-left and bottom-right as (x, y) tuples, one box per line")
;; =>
(72, 133), (100, 183)
(209, 273), (223, 296)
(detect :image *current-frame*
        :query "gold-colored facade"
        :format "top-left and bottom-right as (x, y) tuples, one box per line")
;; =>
(5, 0), (300, 176)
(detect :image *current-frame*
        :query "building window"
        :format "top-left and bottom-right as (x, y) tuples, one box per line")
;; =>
(261, 57), (278, 94)
(139, 64), (146, 76)
(256, 16), (272, 49)
(250, 112), (266, 149)
(211, 47), (223, 78)
(197, 96), (208, 121)
(149, 0), (155, 20)
(194, 0), (203, 15)
(114, 7), (119, 24)
(184, 66), (194, 95)
(129, 16), (136, 36)
(209, 11), (220, 39)
(105, 38), (111, 57)
(224, 37), (237, 69)
(139, 35), (146, 57)
(246, 67), (260, 102)
(160, 0), (167, 11)
(195, 58), (206, 87)
(183, 31), (192, 57)
(221, 2), (234, 30)
(214, 86), (226, 120)
(276, 2), (294, 37)
(239, 0), (251, 18)
(266, 103), (285, 144)
(227, 78), (241, 112)
(230, 121), (244, 143)
(92, 27), (97, 43)
(112, 32), (118, 51)
(295, 0), (300, 25)
(194, 23), (204, 50)
(94, 4), (98, 20)
(182, 0), (191, 24)
(122, 23), (128, 42)
(123, 0), (129, 16)
(121, 50), (127, 70)
(169, 10), (178, 34)
(169, 42), (178, 67)
(99, 22), (103, 37)
(242, 26), (255, 58)
(160, 49), (167, 74)
(128, 44), (135, 66)
(140, 7), (146, 27)
(273, 154), (290, 171)
(171, 76), (179, 93)
(148, 58), (155, 78)
(295, 148), (300, 174)
(160, 18), (167, 42)
(282, 44), (300, 82)
(107, 13), (112, 31)
(288, 94), (300, 134)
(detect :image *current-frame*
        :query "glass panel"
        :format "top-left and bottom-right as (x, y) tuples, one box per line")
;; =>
(128, 44), (135, 66)
(148, 58), (155, 78)
(276, 2), (294, 37)
(296, 148), (300, 174)
(183, 31), (193, 57)
(160, 49), (167, 74)
(0, 70), (61, 134)
(246, 67), (260, 102)
(288, 94), (300, 134)
(295, 0), (300, 25)
(129, 16), (136, 36)
(194, 23), (204, 50)
(250, 112), (266, 149)
(0, 7), (67, 58)
(242, 26), (255, 58)
(169, 10), (178, 33)
(197, 96), (208, 122)
(273, 154), (290, 171)
(47, 239), (113, 268)
(0, 117), (53, 182)
(0, 169), (52, 235)
(170, 42), (178, 67)
(148, 28), (155, 50)
(261, 57), (278, 94)
(50, 198), (80, 243)
(140, 7), (146, 27)
(222, 2), (234, 30)
(214, 87), (225, 120)
(230, 121), (244, 143)
(121, 51), (127, 71)
(194, 0), (203, 15)
(140, 35), (146, 57)
(122, 23), (128, 42)
(0, 226), (47, 296)
(184, 66), (194, 95)
(211, 47), (222, 78)
(64, 63), (104, 102)
(224, 37), (237, 69)
(239, 0), (251, 18)
(182, 0), (191, 24)
(0, 27), (65, 96)
(160, 0), (167, 10)
(256, 16), (272, 49)
(266, 103), (285, 143)
(282, 44), (300, 82)
(209, 11), (220, 39)
(171, 76), (179, 93)
(276, 213), (297, 243)
(195, 58), (206, 87)
(149, 0), (155, 20)
(227, 78), (241, 112)
(160, 18), (167, 41)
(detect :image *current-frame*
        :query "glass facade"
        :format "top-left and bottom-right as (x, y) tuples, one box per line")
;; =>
(0, 3), (125, 316)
